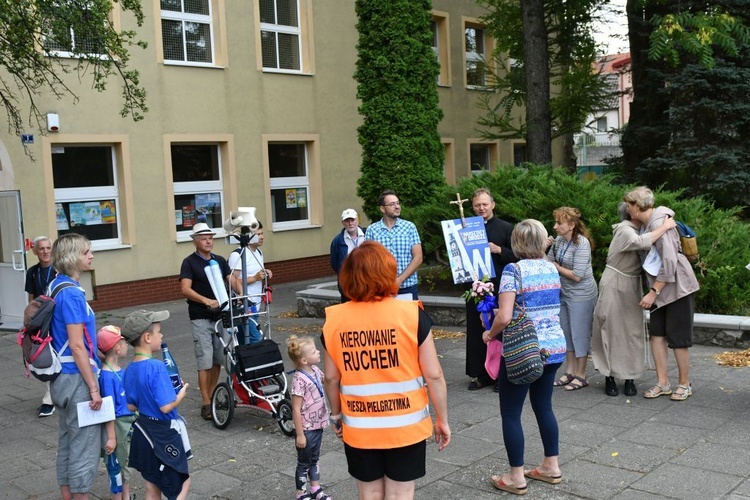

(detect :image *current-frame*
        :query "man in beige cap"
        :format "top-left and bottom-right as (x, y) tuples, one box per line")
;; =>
(178, 223), (231, 420)
(330, 208), (365, 302)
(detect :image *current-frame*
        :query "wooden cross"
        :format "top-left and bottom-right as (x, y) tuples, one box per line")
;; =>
(449, 193), (470, 227)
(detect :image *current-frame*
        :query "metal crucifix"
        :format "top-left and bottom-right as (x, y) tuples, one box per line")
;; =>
(449, 193), (470, 227)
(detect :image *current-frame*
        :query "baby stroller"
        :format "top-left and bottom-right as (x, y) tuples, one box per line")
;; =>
(209, 243), (294, 436)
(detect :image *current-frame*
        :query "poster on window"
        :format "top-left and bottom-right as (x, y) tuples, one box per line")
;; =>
(296, 188), (307, 208)
(83, 202), (103, 225)
(285, 189), (298, 209)
(441, 217), (495, 284)
(195, 193), (220, 224)
(175, 210), (183, 226)
(69, 203), (86, 227)
(55, 203), (69, 230)
(99, 200), (116, 224)
(182, 205), (196, 228)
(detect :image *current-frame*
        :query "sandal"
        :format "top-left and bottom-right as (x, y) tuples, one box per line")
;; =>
(491, 475), (527, 495)
(670, 384), (692, 401)
(643, 384), (672, 399)
(524, 468), (562, 485)
(201, 404), (212, 420)
(314, 490), (331, 500)
(553, 373), (574, 387)
(564, 376), (588, 391)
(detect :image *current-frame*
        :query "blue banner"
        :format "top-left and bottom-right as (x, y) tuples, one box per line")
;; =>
(441, 217), (495, 284)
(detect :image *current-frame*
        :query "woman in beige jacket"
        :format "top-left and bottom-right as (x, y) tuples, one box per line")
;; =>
(590, 202), (675, 397)
(624, 187), (700, 401)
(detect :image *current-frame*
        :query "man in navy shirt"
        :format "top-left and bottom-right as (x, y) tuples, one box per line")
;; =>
(25, 236), (57, 417)
(178, 223), (231, 420)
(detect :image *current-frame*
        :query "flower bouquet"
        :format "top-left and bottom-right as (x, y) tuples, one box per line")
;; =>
(461, 276), (497, 328)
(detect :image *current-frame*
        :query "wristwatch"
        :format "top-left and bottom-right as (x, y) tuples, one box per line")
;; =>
(650, 287), (660, 296)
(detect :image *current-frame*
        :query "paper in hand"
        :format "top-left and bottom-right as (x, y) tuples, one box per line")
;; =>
(77, 395), (115, 427)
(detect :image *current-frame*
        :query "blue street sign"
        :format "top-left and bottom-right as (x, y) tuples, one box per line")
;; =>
(21, 134), (34, 144)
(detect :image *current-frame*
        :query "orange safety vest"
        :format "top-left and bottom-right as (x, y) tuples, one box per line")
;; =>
(323, 298), (433, 449)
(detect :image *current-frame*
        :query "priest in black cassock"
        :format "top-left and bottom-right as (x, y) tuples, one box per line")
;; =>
(466, 188), (518, 391)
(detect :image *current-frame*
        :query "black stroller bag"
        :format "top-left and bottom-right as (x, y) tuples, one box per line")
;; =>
(235, 339), (284, 381)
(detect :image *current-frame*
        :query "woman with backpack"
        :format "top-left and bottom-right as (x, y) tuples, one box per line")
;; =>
(48, 233), (102, 499)
(624, 187), (700, 402)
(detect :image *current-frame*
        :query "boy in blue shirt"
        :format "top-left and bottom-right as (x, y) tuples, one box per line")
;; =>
(97, 325), (136, 500)
(122, 310), (192, 500)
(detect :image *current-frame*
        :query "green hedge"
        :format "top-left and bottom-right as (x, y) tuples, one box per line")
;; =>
(404, 165), (750, 315)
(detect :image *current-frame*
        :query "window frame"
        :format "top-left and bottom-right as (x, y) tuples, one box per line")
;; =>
(255, 0), (315, 75)
(41, 0), (119, 59)
(463, 17), (493, 89)
(159, 0), (215, 66)
(262, 134), (322, 232)
(431, 11), (451, 87)
(442, 138), (456, 184)
(164, 135), (237, 243)
(512, 141), (528, 166)
(155, 0), (227, 67)
(467, 139), (499, 176)
(42, 135), (135, 251)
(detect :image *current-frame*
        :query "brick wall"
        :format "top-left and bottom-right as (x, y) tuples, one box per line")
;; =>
(90, 254), (335, 311)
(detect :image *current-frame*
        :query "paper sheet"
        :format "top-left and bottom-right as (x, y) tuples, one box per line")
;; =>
(77, 395), (115, 427)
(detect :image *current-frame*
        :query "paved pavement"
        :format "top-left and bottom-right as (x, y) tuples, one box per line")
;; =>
(1, 277), (750, 499)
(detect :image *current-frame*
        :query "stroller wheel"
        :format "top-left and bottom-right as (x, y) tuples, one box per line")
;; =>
(211, 382), (235, 430)
(276, 398), (295, 437)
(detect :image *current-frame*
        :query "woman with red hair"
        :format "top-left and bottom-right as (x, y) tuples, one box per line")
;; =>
(321, 241), (451, 499)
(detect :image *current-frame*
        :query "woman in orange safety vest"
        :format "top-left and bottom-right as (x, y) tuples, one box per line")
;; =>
(322, 241), (451, 500)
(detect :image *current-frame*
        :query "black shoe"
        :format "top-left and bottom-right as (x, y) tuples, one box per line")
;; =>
(605, 376), (618, 397)
(623, 379), (637, 396)
(493, 382), (500, 393)
(38, 404), (55, 417)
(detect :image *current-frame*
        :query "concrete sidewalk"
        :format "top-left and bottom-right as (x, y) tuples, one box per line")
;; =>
(1, 277), (749, 499)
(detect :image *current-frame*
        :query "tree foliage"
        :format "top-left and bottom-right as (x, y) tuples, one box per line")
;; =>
(354, 0), (445, 222)
(476, 0), (614, 167)
(408, 165), (750, 315)
(620, 0), (750, 212)
(0, 0), (148, 139)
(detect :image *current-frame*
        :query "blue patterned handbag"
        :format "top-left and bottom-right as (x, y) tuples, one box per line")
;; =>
(502, 264), (544, 385)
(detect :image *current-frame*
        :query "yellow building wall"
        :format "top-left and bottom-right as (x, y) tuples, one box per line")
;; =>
(0, 0), (563, 288)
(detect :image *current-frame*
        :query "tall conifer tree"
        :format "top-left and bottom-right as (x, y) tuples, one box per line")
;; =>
(355, 0), (445, 221)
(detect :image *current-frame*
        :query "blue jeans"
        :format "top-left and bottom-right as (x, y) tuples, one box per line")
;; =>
(237, 304), (262, 345)
(497, 361), (562, 466)
(398, 284), (419, 300)
(295, 429), (323, 490)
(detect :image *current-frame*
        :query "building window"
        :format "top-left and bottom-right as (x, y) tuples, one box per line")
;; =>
(260, 0), (301, 71)
(464, 18), (492, 88)
(470, 143), (491, 173)
(596, 116), (608, 132)
(442, 138), (456, 184)
(467, 140), (499, 176)
(513, 143), (527, 166)
(160, 0), (214, 64)
(431, 11), (451, 87)
(256, 0), (314, 74)
(268, 142), (310, 225)
(263, 135), (321, 230)
(43, 1), (107, 57)
(170, 144), (224, 236)
(52, 145), (121, 246)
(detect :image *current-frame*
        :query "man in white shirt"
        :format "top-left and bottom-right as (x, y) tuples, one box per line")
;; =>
(228, 223), (273, 344)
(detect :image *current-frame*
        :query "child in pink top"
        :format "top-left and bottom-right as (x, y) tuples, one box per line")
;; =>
(287, 335), (331, 500)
